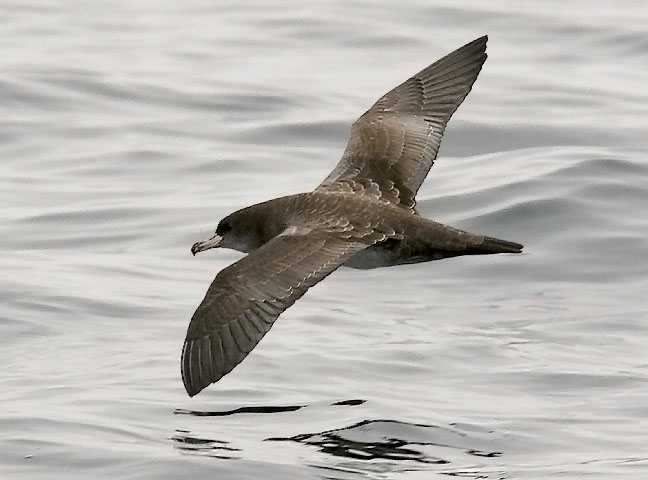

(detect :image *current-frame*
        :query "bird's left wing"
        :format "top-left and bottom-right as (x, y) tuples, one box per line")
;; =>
(182, 227), (385, 396)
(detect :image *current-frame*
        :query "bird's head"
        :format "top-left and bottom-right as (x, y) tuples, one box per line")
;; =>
(191, 220), (225, 255)
(191, 208), (271, 256)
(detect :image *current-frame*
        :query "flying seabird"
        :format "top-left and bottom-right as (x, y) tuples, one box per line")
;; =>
(183, 35), (523, 397)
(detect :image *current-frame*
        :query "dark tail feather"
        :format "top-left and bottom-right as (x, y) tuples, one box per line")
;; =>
(479, 236), (523, 254)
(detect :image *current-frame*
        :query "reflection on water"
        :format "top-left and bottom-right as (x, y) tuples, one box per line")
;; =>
(268, 418), (503, 475)
(175, 404), (304, 417)
(172, 401), (506, 476)
(174, 399), (367, 417)
(172, 430), (241, 459)
(269, 419), (449, 464)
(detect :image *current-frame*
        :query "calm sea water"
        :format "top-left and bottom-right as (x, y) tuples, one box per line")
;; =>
(2, 1), (648, 479)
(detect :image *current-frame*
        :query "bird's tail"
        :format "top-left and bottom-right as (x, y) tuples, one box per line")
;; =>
(478, 236), (523, 254)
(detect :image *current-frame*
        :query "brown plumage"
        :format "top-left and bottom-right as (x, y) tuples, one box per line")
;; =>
(183, 35), (523, 397)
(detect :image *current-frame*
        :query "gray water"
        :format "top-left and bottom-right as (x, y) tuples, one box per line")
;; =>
(2, 1), (648, 479)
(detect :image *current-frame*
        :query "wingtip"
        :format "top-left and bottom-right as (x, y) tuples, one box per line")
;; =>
(434, 34), (489, 73)
(181, 340), (205, 397)
(462, 35), (488, 56)
(182, 369), (204, 397)
(480, 35), (488, 52)
(471, 35), (488, 47)
(184, 386), (198, 398)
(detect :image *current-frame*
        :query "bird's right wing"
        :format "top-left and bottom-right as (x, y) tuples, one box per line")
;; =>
(181, 227), (387, 396)
(318, 36), (487, 209)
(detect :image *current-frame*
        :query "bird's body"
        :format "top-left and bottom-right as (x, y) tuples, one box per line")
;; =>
(182, 35), (523, 397)
(214, 190), (521, 268)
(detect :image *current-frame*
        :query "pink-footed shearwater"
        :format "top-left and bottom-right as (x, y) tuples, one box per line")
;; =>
(183, 35), (522, 397)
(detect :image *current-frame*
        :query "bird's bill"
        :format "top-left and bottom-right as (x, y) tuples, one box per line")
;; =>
(191, 234), (223, 255)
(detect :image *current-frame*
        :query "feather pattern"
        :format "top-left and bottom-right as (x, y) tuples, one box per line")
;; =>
(318, 36), (487, 208)
(182, 225), (390, 396)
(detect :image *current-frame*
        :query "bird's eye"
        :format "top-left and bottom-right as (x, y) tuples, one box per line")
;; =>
(217, 222), (232, 235)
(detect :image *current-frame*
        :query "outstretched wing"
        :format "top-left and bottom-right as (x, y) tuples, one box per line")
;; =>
(181, 229), (384, 396)
(318, 36), (487, 208)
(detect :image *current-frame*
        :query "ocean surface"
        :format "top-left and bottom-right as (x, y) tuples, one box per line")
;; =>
(2, 1), (648, 479)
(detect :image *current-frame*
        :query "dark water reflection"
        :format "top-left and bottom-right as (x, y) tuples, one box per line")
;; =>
(268, 419), (454, 464)
(173, 400), (505, 476)
(172, 430), (241, 459)
(173, 413), (507, 477)
(175, 404), (304, 417)
(267, 418), (507, 479)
